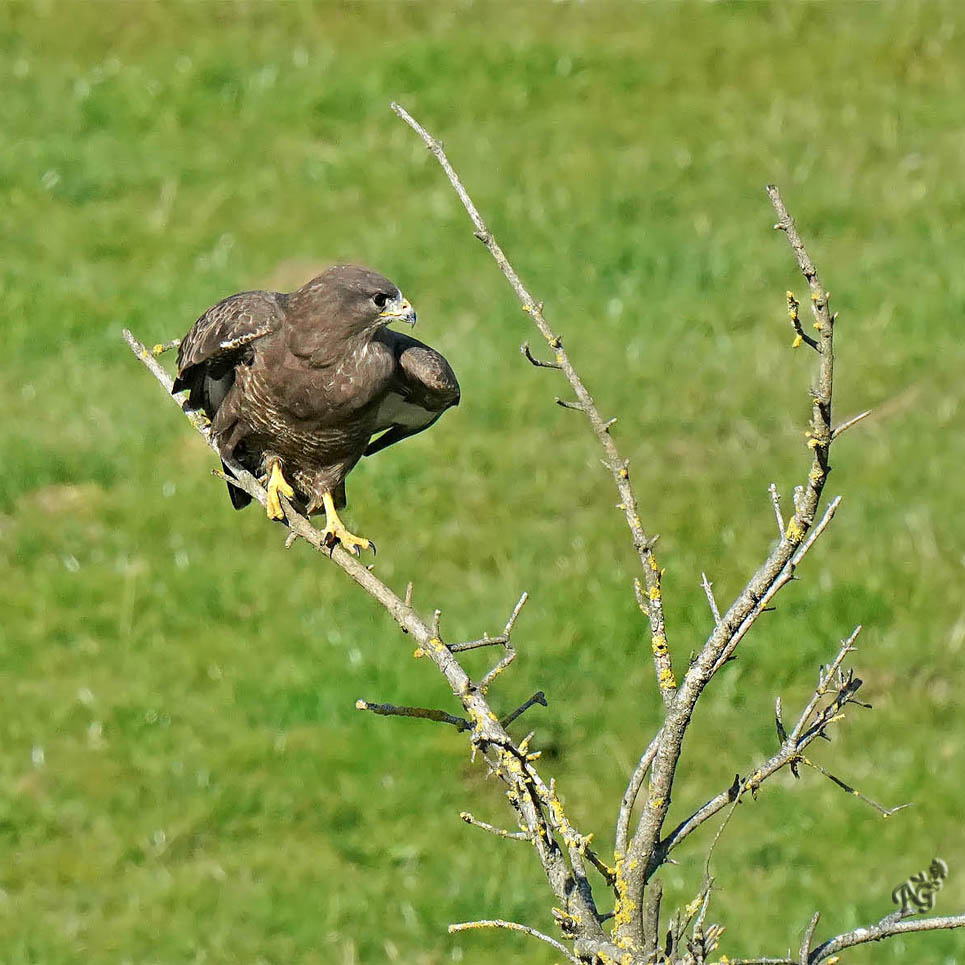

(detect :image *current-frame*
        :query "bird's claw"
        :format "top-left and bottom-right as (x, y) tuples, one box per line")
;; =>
(321, 523), (373, 557)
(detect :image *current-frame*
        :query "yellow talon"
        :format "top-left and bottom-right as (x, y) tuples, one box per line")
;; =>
(321, 490), (372, 555)
(265, 460), (295, 520)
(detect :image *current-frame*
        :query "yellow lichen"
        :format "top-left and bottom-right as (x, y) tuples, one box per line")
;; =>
(649, 585), (661, 601)
(791, 334), (803, 349)
(658, 667), (676, 690)
(412, 647), (425, 659)
(785, 518), (805, 542)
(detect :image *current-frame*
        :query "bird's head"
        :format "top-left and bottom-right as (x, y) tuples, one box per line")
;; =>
(289, 264), (416, 341)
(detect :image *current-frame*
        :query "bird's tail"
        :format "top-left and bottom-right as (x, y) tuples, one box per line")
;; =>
(223, 461), (252, 510)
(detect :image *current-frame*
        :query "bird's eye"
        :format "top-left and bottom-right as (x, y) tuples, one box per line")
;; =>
(372, 292), (390, 309)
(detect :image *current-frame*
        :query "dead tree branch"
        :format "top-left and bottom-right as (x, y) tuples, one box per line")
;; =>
(127, 111), (962, 964)
(391, 101), (676, 710)
(124, 327), (611, 954)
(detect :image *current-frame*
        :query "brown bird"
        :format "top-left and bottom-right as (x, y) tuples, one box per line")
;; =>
(172, 265), (460, 554)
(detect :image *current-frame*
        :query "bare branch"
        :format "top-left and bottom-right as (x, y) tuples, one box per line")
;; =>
(619, 186), (842, 950)
(150, 337), (181, 355)
(500, 691), (547, 729)
(615, 731), (661, 856)
(768, 483), (785, 536)
(808, 912), (965, 962)
(799, 911), (821, 965)
(503, 591), (529, 635)
(788, 626), (860, 742)
(521, 341), (562, 369)
(709, 496), (842, 677)
(448, 919), (581, 965)
(798, 756), (911, 818)
(459, 811), (530, 841)
(449, 592), (528, 653)
(635, 578), (677, 707)
(700, 572), (722, 627)
(355, 699), (470, 732)
(391, 101), (671, 713)
(831, 408), (872, 441)
(658, 630), (872, 860)
(479, 647), (516, 693)
(124, 326), (609, 950)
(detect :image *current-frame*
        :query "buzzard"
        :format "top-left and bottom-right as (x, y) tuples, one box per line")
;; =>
(172, 264), (460, 554)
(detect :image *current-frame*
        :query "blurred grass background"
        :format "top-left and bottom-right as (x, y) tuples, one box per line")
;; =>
(2, 2), (964, 962)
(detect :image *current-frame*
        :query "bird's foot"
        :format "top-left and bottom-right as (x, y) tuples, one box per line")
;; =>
(265, 460), (295, 520)
(321, 518), (374, 556)
(321, 491), (375, 556)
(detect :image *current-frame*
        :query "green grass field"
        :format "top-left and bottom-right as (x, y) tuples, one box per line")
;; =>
(2, 3), (964, 962)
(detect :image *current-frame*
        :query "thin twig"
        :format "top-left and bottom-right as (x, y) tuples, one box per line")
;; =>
(522, 342), (562, 369)
(615, 731), (661, 856)
(449, 592), (528, 653)
(448, 919), (581, 965)
(448, 635), (507, 653)
(391, 100), (672, 737)
(658, 631), (871, 858)
(798, 756), (911, 817)
(150, 337), (181, 355)
(701, 572), (722, 626)
(500, 691), (547, 728)
(479, 647), (516, 693)
(831, 408), (872, 441)
(355, 699), (471, 732)
(800, 911), (820, 965)
(768, 483), (785, 536)
(788, 626), (860, 742)
(460, 811), (530, 841)
(709, 496), (843, 676)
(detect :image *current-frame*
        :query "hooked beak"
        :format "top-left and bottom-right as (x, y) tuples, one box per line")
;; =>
(379, 293), (417, 327)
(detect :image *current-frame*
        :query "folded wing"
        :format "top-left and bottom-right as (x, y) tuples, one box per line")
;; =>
(365, 331), (460, 457)
(173, 290), (284, 415)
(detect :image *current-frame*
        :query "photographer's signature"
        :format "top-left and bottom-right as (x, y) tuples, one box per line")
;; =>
(892, 858), (948, 914)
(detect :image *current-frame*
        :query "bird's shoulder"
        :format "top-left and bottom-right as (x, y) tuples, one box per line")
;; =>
(176, 289), (286, 375)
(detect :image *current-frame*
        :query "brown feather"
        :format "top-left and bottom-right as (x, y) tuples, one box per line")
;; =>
(174, 265), (459, 516)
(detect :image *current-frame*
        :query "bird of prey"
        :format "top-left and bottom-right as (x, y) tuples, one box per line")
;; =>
(172, 264), (460, 554)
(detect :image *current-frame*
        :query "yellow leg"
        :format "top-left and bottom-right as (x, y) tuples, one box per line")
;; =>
(265, 460), (295, 520)
(321, 490), (373, 555)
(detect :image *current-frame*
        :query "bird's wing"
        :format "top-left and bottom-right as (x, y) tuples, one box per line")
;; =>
(365, 331), (460, 457)
(173, 290), (283, 402)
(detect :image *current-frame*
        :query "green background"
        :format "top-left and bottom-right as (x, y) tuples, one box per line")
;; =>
(2, 2), (963, 962)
